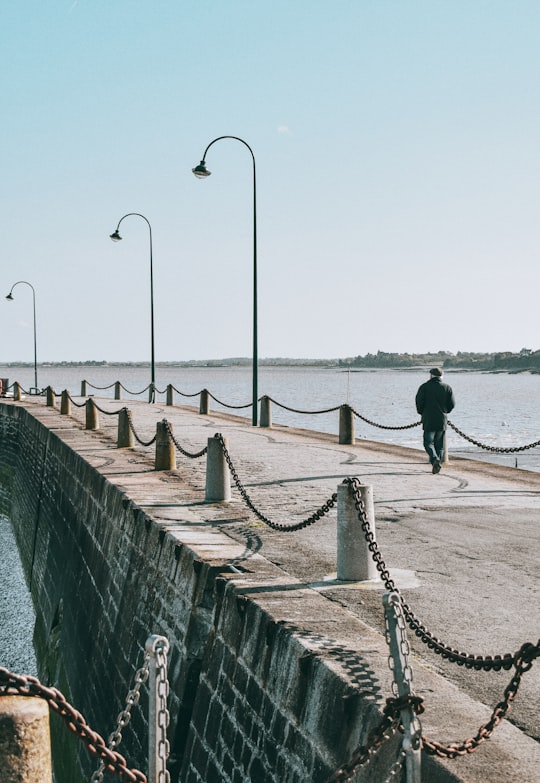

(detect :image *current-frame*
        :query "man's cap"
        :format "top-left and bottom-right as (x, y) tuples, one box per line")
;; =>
(430, 367), (442, 377)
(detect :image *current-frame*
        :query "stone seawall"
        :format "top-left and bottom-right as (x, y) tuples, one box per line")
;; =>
(0, 401), (458, 782)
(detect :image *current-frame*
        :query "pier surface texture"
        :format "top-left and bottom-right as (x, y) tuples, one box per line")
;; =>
(0, 396), (538, 783)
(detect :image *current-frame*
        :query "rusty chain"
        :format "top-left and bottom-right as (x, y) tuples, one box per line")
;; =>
(216, 432), (337, 531)
(169, 385), (201, 398)
(66, 392), (89, 408)
(163, 421), (207, 459)
(0, 667), (146, 782)
(447, 420), (540, 453)
(422, 641), (539, 758)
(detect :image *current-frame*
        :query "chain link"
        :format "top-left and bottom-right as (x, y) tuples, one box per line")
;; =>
(206, 390), (253, 410)
(126, 410), (157, 447)
(265, 396), (342, 415)
(216, 433), (337, 531)
(154, 640), (171, 783)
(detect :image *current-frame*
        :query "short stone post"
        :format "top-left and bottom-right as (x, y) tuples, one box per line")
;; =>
(155, 419), (176, 470)
(114, 381), (121, 400)
(166, 384), (174, 406)
(199, 388), (209, 415)
(85, 398), (99, 430)
(117, 408), (134, 448)
(205, 436), (232, 502)
(46, 386), (55, 407)
(337, 481), (378, 581)
(13, 382), (21, 401)
(60, 390), (70, 415)
(339, 404), (355, 445)
(80, 380), (87, 396)
(260, 396), (272, 428)
(0, 696), (53, 782)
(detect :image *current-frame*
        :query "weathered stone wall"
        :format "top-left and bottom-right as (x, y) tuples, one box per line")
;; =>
(0, 402), (454, 783)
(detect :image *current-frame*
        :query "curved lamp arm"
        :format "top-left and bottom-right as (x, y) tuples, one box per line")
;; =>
(109, 213), (156, 402)
(192, 136), (258, 426)
(5, 280), (38, 392)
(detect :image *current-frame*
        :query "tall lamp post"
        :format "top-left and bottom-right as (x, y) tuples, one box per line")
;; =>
(5, 280), (39, 393)
(109, 213), (156, 402)
(192, 136), (258, 426)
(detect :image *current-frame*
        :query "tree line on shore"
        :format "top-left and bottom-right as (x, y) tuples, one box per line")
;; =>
(4, 349), (540, 372)
(339, 349), (540, 372)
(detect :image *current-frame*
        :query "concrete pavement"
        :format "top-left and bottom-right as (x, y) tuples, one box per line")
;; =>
(12, 395), (540, 782)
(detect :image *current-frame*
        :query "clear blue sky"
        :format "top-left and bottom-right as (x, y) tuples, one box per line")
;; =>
(1, 1), (539, 362)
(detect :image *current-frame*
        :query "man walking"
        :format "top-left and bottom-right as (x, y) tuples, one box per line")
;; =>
(415, 368), (455, 474)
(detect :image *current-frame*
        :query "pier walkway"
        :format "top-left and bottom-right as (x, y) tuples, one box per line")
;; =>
(6, 395), (540, 782)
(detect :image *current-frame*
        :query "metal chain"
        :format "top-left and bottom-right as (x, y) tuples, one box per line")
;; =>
(154, 640), (171, 783)
(66, 392), (88, 408)
(265, 396), (342, 415)
(346, 477), (540, 670)
(207, 391), (253, 410)
(0, 667), (146, 782)
(163, 421), (207, 459)
(422, 641), (539, 758)
(90, 654), (151, 782)
(169, 386), (201, 398)
(447, 420), (540, 453)
(351, 406), (421, 431)
(86, 381), (118, 390)
(126, 410), (157, 447)
(90, 401), (126, 416)
(216, 432), (337, 531)
(119, 383), (152, 396)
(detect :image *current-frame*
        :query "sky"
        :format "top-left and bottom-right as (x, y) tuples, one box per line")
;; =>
(1, 0), (539, 363)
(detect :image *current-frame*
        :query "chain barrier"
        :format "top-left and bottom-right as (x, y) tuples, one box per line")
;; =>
(447, 420), (540, 454)
(351, 406), (421, 431)
(146, 636), (171, 783)
(265, 395), (342, 415)
(119, 382), (152, 396)
(0, 667), (146, 782)
(66, 391), (89, 408)
(163, 421), (207, 459)
(85, 381), (118, 391)
(168, 385), (201, 399)
(346, 477), (539, 670)
(216, 432), (337, 531)
(207, 390), (253, 410)
(126, 410), (157, 447)
(91, 401), (126, 416)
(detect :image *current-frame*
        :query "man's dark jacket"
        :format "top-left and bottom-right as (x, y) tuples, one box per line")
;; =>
(415, 377), (455, 431)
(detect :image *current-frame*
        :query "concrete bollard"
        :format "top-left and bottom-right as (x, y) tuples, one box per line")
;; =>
(166, 384), (174, 406)
(114, 381), (121, 400)
(155, 419), (176, 470)
(205, 436), (232, 502)
(260, 396), (272, 428)
(85, 398), (99, 430)
(60, 390), (70, 415)
(338, 404), (355, 445)
(117, 408), (134, 448)
(199, 388), (209, 415)
(46, 387), (55, 407)
(442, 432), (449, 465)
(80, 380), (87, 396)
(13, 382), (21, 401)
(337, 482), (378, 581)
(0, 696), (53, 783)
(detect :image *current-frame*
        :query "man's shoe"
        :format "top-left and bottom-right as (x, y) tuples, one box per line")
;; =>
(432, 460), (441, 474)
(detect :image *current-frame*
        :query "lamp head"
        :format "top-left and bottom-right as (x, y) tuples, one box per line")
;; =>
(5, 293), (13, 300)
(192, 161), (211, 178)
(109, 230), (122, 242)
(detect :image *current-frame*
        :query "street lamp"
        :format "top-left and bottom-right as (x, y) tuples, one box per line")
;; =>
(5, 280), (39, 393)
(109, 213), (156, 402)
(192, 136), (259, 426)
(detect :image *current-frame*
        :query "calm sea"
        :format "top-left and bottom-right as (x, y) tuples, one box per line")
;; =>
(2, 364), (540, 471)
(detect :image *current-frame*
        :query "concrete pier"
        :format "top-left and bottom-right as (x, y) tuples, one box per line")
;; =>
(0, 395), (538, 783)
